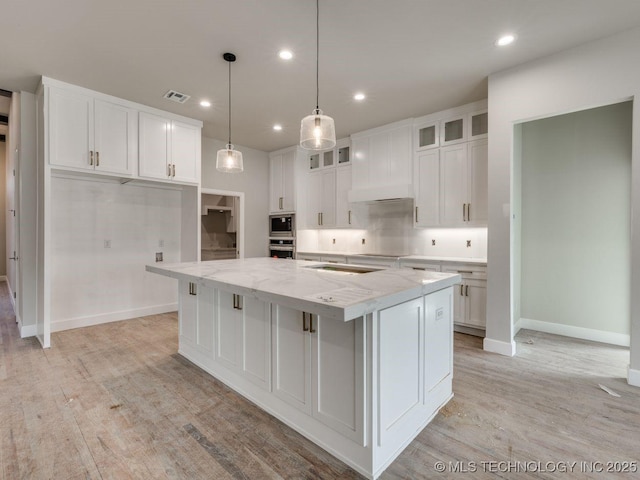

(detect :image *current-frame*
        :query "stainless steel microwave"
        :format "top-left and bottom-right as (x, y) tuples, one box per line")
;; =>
(269, 213), (295, 237)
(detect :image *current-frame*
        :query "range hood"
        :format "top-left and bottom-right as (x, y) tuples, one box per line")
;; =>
(348, 183), (414, 203)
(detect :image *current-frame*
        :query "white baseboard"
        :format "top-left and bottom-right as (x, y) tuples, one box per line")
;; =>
(21, 323), (37, 338)
(518, 317), (630, 347)
(483, 337), (516, 356)
(51, 303), (178, 332)
(628, 367), (640, 387)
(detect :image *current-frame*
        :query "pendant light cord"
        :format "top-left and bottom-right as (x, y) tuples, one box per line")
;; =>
(315, 0), (319, 111)
(228, 59), (232, 145)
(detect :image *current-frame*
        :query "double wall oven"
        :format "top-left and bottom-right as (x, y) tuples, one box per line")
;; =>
(269, 213), (296, 259)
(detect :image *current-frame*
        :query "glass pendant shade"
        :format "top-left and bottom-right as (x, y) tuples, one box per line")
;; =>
(216, 144), (243, 173)
(300, 108), (336, 150)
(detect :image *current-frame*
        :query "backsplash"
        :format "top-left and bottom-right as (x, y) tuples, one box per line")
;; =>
(297, 199), (487, 259)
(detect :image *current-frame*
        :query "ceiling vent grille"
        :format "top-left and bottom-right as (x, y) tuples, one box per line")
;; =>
(163, 90), (191, 104)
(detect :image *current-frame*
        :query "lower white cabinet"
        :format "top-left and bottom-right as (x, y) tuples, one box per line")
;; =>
(178, 281), (215, 356)
(271, 305), (365, 443)
(442, 264), (487, 330)
(216, 290), (271, 390)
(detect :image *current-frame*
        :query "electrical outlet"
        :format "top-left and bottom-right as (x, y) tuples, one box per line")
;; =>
(432, 239), (436, 246)
(362, 238), (366, 245)
(332, 238), (336, 244)
(156, 252), (163, 262)
(104, 240), (111, 248)
(466, 240), (471, 248)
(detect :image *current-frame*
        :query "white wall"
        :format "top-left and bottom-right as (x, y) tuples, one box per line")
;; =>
(487, 27), (640, 385)
(50, 175), (180, 331)
(298, 199), (487, 259)
(201, 137), (269, 258)
(520, 102), (631, 339)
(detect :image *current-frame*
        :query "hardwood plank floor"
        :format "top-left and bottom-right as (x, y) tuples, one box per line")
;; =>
(1, 281), (638, 479)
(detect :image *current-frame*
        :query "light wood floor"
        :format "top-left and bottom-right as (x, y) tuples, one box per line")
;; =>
(1, 281), (639, 479)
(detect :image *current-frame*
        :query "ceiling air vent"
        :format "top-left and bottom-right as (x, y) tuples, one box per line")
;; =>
(163, 90), (191, 104)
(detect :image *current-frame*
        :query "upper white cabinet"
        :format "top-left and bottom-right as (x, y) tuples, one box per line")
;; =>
(413, 100), (488, 227)
(308, 139), (351, 170)
(270, 147), (302, 213)
(307, 169), (336, 228)
(349, 119), (413, 202)
(44, 77), (202, 185)
(138, 112), (200, 184)
(48, 87), (135, 176)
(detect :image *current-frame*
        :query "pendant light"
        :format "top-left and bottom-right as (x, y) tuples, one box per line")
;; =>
(216, 52), (243, 173)
(300, 0), (336, 150)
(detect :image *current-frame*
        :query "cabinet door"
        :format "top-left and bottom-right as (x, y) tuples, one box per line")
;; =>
(93, 99), (135, 175)
(241, 296), (271, 390)
(319, 169), (336, 227)
(350, 136), (370, 191)
(307, 171), (323, 227)
(414, 149), (440, 227)
(272, 305), (311, 414)
(451, 282), (466, 326)
(440, 116), (466, 146)
(179, 281), (198, 343)
(463, 279), (486, 329)
(269, 154), (284, 212)
(216, 290), (242, 370)
(440, 143), (467, 225)
(424, 287), (453, 394)
(171, 120), (200, 184)
(466, 139), (488, 225)
(281, 150), (297, 212)
(311, 315), (364, 444)
(138, 111), (170, 180)
(48, 87), (94, 170)
(336, 166), (353, 227)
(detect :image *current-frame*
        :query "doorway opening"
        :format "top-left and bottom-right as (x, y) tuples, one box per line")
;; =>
(201, 188), (244, 260)
(513, 101), (632, 349)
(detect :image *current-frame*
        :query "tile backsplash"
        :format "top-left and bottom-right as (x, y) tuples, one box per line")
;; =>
(297, 199), (487, 258)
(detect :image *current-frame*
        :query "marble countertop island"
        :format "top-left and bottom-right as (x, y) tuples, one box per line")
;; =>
(147, 257), (460, 322)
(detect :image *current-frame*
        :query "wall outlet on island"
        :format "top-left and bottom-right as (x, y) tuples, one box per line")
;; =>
(332, 238), (336, 244)
(362, 238), (366, 245)
(156, 252), (163, 262)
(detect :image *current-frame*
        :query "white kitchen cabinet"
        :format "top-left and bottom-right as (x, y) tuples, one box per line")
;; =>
(415, 121), (439, 151)
(415, 139), (487, 227)
(138, 112), (200, 184)
(307, 169), (336, 228)
(349, 119), (413, 202)
(216, 290), (271, 390)
(48, 87), (135, 176)
(271, 305), (365, 443)
(440, 115), (466, 146)
(178, 281), (215, 360)
(270, 147), (301, 213)
(469, 110), (488, 140)
(335, 165), (364, 228)
(442, 264), (486, 330)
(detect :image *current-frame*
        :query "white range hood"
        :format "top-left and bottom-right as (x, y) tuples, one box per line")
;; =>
(347, 183), (414, 203)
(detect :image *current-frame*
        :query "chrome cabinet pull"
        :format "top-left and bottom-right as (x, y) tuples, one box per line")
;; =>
(189, 282), (197, 295)
(465, 285), (469, 297)
(460, 284), (464, 296)
(467, 203), (471, 221)
(302, 312), (309, 332)
(462, 203), (465, 221)
(309, 314), (316, 333)
(168, 164), (172, 177)
(318, 213), (321, 225)
(96, 151), (100, 167)
(348, 210), (352, 225)
(232, 294), (242, 310)
(320, 212), (323, 225)
(89, 151), (94, 166)
(172, 164), (176, 177)
(237, 295), (242, 310)
(415, 206), (419, 223)
(279, 197), (283, 210)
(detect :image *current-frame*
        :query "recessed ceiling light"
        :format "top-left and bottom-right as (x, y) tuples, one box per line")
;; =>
(278, 50), (293, 60)
(273, 124), (283, 131)
(496, 34), (516, 47)
(354, 92), (366, 101)
(200, 100), (211, 107)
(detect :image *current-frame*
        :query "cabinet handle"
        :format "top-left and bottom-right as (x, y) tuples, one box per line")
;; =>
(302, 312), (309, 332)
(96, 151), (100, 167)
(320, 212), (323, 225)
(318, 213), (321, 226)
(309, 314), (316, 333)
(460, 284), (464, 296)
(237, 294), (243, 310)
(89, 150), (94, 166)
(348, 210), (352, 225)
(467, 203), (471, 221)
(463, 203), (466, 221)
(172, 164), (176, 177)
(233, 294), (237, 309)
(279, 197), (283, 210)
(415, 206), (419, 223)
(465, 285), (469, 297)
(168, 164), (172, 177)
(189, 282), (197, 296)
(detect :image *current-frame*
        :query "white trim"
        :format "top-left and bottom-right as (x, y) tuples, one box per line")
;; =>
(21, 323), (37, 338)
(201, 187), (244, 259)
(483, 337), (516, 356)
(50, 304), (177, 333)
(628, 367), (640, 387)
(519, 317), (630, 347)
(513, 317), (523, 335)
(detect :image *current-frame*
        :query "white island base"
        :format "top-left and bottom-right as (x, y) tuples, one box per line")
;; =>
(148, 259), (457, 479)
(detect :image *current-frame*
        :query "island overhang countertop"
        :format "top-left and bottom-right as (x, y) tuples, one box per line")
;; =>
(146, 257), (461, 321)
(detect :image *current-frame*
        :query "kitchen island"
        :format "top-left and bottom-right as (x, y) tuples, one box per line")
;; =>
(147, 258), (460, 479)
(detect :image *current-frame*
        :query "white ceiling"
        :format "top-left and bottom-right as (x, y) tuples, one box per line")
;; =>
(2, 0), (640, 152)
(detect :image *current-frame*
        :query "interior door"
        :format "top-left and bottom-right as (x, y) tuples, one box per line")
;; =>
(6, 131), (18, 314)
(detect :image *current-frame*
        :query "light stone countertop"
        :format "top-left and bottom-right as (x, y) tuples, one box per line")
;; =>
(296, 251), (488, 265)
(147, 257), (460, 321)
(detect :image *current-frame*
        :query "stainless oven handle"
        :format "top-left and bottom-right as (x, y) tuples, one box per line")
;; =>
(269, 246), (295, 251)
